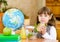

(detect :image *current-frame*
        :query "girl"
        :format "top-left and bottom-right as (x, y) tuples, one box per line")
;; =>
(36, 7), (57, 40)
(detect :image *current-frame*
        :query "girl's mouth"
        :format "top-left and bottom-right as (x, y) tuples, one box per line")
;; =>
(41, 20), (45, 22)
(41, 20), (46, 23)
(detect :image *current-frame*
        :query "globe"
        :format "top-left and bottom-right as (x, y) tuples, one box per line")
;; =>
(2, 8), (24, 30)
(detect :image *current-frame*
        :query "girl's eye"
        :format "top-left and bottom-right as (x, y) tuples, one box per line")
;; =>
(45, 14), (49, 17)
(39, 14), (49, 17)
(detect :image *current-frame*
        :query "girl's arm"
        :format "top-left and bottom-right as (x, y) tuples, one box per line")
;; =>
(42, 26), (57, 40)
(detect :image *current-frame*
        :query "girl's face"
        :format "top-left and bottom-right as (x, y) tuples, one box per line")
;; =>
(38, 13), (51, 24)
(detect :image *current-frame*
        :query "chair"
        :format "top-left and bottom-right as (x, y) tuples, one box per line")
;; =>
(55, 17), (60, 42)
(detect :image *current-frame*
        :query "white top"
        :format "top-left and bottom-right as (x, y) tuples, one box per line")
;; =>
(42, 26), (57, 40)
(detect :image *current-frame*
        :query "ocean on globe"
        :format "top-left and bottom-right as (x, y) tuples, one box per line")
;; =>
(2, 8), (24, 30)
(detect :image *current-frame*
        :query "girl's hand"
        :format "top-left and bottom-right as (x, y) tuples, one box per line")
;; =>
(37, 25), (46, 35)
(37, 26), (42, 32)
(41, 27), (46, 35)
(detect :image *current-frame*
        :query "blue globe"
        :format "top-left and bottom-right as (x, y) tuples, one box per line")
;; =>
(2, 8), (24, 30)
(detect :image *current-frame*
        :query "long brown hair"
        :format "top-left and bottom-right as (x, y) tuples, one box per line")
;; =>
(37, 7), (56, 26)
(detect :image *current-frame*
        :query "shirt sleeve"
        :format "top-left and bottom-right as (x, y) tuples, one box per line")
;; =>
(42, 26), (57, 40)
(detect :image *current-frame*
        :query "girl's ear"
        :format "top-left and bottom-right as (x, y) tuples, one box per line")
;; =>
(49, 14), (53, 20)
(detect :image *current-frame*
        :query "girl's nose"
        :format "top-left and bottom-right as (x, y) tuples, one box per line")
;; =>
(41, 17), (45, 19)
(41, 17), (45, 21)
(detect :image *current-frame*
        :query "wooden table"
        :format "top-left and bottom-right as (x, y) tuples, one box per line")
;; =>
(21, 38), (58, 42)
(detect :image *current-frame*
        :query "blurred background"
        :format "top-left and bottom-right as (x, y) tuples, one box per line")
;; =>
(0, 0), (60, 41)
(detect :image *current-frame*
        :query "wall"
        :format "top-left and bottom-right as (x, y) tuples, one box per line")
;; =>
(6, 0), (46, 25)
